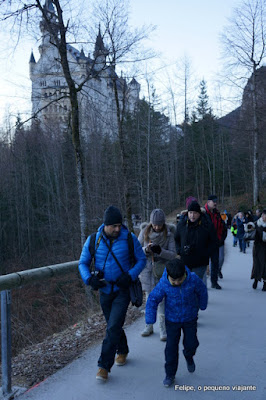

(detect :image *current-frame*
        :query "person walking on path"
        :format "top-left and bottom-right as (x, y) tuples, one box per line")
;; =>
(251, 209), (266, 291)
(174, 200), (219, 283)
(231, 215), (238, 247)
(78, 206), (146, 382)
(205, 194), (227, 289)
(253, 209), (261, 222)
(236, 211), (247, 253)
(145, 258), (208, 388)
(138, 209), (176, 341)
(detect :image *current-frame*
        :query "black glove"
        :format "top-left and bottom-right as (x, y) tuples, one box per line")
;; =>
(116, 272), (132, 289)
(88, 274), (106, 291)
(150, 244), (161, 254)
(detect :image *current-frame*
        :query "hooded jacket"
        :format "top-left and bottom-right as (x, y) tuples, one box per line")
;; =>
(138, 222), (176, 292)
(145, 267), (208, 324)
(175, 213), (219, 268)
(78, 224), (146, 294)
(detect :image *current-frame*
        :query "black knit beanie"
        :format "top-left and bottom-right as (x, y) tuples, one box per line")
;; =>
(103, 206), (122, 226)
(188, 201), (201, 213)
(208, 194), (217, 201)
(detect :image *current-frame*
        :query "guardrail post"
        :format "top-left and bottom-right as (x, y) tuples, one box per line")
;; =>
(1, 290), (12, 397)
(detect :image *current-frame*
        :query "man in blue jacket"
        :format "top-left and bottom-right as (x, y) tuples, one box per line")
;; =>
(146, 258), (208, 388)
(79, 205), (146, 382)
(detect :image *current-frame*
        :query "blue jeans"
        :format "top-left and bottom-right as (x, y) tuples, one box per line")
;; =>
(191, 266), (207, 280)
(165, 318), (199, 377)
(98, 289), (130, 372)
(238, 238), (246, 252)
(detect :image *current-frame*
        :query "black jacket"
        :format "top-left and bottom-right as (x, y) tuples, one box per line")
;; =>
(175, 213), (219, 268)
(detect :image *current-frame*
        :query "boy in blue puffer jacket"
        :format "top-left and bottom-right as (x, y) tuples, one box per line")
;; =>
(145, 258), (208, 387)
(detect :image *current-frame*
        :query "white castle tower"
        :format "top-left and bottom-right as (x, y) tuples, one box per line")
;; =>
(29, 1), (140, 136)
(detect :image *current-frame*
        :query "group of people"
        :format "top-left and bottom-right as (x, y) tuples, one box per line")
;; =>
(230, 208), (266, 291)
(78, 198), (265, 388)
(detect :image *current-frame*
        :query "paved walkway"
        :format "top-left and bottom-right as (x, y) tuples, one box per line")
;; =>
(15, 239), (266, 400)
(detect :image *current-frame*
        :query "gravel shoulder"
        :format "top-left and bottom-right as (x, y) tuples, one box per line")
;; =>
(8, 306), (142, 389)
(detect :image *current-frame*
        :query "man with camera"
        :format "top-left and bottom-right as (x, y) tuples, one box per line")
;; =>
(174, 201), (219, 282)
(78, 205), (146, 382)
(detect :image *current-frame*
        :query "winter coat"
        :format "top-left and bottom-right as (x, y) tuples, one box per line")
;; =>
(236, 217), (246, 239)
(205, 204), (227, 246)
(138, 223), (176, 293)
(251, 217), (266, 281)
(78, 224), (146, 294)
(231, 217), (237, 236)
(145, 267), (208, 324)
(175, 212), (219, 269)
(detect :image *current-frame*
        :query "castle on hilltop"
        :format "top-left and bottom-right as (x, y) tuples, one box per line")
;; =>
(29, 0), (140, 136)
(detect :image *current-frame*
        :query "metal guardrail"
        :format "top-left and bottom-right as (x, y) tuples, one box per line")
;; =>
(0, 260), (79, 398)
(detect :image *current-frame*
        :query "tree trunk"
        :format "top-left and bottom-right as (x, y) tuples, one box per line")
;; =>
(251, 67), (259, 206)
(112, 76), (133, 232)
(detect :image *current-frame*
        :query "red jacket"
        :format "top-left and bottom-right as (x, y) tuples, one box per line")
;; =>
(205, 204), (227, 246)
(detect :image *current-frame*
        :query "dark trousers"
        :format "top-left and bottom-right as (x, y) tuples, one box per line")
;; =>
(210, 246), (219, 284)
(238, 238), (246, 253)
(98, 289), (130, 372)
(165, 318), (199, 378)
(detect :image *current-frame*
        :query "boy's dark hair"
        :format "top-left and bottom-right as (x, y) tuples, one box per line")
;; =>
(166, 258), (185, 279)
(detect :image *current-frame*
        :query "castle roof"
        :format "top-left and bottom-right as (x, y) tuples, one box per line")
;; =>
(129, 77), (140, 87)
(29, 51), (36, 64)
(94, 26), (108, 58)
(79, 48), (86, 60)
(66, 44), (82, 60)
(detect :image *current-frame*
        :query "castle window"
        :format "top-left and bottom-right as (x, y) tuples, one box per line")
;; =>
(54, 80), (60, 86)
(40, 80), (46, 87)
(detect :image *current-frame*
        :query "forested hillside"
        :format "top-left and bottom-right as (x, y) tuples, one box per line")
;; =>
(1, 76), (265, 275)
(0, 0), (265, 363)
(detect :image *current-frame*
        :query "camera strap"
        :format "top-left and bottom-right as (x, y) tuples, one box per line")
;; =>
(89, 232), (103, 273)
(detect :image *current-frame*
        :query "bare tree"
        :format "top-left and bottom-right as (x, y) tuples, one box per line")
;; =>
(93, 0), (155, 231)
(0, 0), (97, 244)
(221, 0), (266, 205)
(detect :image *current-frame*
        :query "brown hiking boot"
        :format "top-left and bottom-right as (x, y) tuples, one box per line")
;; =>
(96, 367), (108, 381)
(115, 354), (127, 366)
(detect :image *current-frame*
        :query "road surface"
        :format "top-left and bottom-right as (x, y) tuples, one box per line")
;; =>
(15, 239), (266, 400)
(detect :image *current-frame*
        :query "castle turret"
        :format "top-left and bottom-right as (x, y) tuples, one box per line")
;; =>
(127, 78), (141, 112)
(128, 78), (140, 99)
(39, 0), (58, 55)
(29, 50), (36, 78)
(93, 26), (108, 71)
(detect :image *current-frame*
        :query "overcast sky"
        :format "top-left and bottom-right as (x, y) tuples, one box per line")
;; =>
(0, 0), (243, 128)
